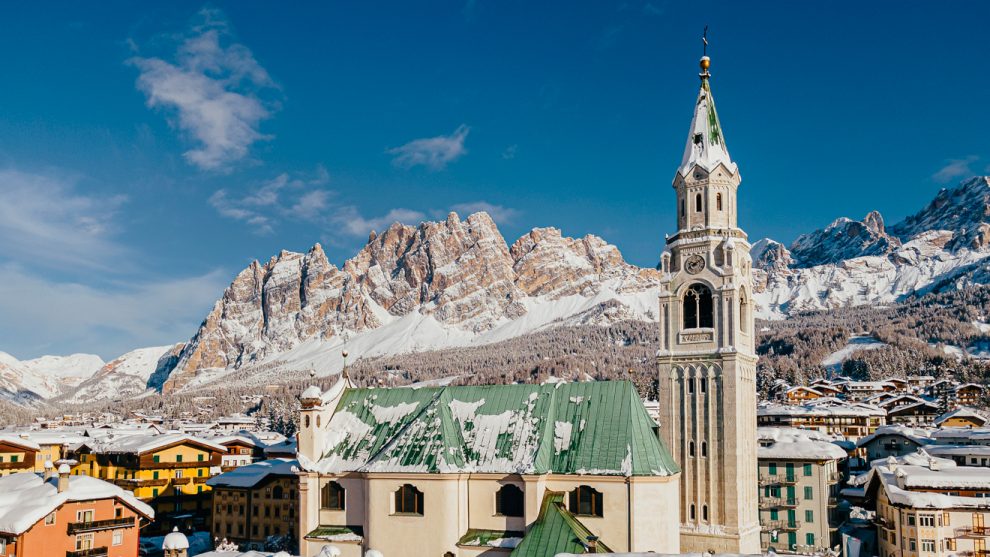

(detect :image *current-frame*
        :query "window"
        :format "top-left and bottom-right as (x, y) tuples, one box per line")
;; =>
(683, 284), (714, 329)
(804, 486), (813, 500)
(690, 504), (696, 520)
(112, 529), (123, 546)
(317, 415), (322, 427)
(9, 456), (16, 463)
(394, 484), (424, 515)
(688, 378), (694, 394)
(908, 515), (916, 526)
(769, 463), (777, 475)
(176, 455), (183, 463)
(805, 510), (814, 523)
(702, 505), (709, 521)
(701, 442), (708, 458)
(44, 512), (56, 525)
(680, 198), (685, 218)
(76, 510), (94, 523)
(75, 534), (94, 551)
(689, 441), (696, 457)
(153, 489), (159, 497)
(153, 455), (160, 463)
(909, 540), (916, 551)
(321, 481), (345, 510)
(806, 533), (815, 546)
(919, 514), (935, 527)
(569, 485), (603, 517)
(921, 539), (935, 552)
(273, 486), (284, 499)
(304, 415), (311, 428)
(803, 463), (812, 476)
(198, 454), (204, 462)
(695, 193), (702, 212)
(153, 471), (159, 480)
(716, 193), (722, 211)
(496, 484), (524, 517)
(739, 292), (749, 333)
(700, 378), (707, 393)
(176, 470), (183, 479)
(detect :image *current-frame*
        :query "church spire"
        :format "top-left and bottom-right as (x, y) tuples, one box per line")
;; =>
(677, 50), (737, 178)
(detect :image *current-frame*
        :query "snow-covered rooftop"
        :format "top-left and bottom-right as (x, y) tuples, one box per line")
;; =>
(0, 472), (153, 535)
(758, 400), (885, 418)
(757, 427), (847, 461)
(0, 434), (41, 451)
(869, 450), (990, 509)
(935, 407), (988, 427)
(207, 458), (298, 489)
(677, 69), (737, 178)
(73, 432), (227, 455)
(857, 425), (934, 448)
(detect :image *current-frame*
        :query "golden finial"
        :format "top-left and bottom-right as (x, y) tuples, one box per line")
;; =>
(699, 26), (711, 79)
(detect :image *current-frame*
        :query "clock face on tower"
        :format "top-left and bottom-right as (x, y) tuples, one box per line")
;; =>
(684, 254), (705, 275)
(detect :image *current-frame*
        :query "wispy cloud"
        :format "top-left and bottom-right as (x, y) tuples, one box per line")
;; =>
(209, 168), (330, 234)
(330, 206), (426, 237)
(933, 156), (979, 183)
(129, 7), (278, 171)
(450, 201), (520, 224)
(388, 125), (470, 170)
(0, 263), (227, 360)
(501, 144), (518, 160)
(0, 169), (127, 271)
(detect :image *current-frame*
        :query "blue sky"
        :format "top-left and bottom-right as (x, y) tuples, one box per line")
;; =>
(1, 1), (988, 359)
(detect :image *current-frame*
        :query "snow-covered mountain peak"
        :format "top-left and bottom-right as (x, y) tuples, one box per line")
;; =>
(789, 211), (900, 268)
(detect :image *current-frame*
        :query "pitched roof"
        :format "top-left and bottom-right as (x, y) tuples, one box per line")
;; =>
(677, 63), (737, 178)
(0, 473), (153, 535)
(935, 407), (988, 426)
(73, 433), (227, 455)
(306, 381), (677, 477)
(206, 458), (297, 489)
(509, 492), (611, 556)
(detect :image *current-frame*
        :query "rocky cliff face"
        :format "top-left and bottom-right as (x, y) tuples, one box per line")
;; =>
(161, 212), (659, 391)
(752, 177), (990, 317)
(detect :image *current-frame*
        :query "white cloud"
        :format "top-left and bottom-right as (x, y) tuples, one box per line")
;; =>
(933, 156), (979, 183)
(129, 8), (278, 171)
(210, 168), (331, 234)
(450, 201), (520, 224)
(388, 125), (470, 170)
(330, 206), (426, 237)
(0, 263), (227, 360)
(501, 144), (518, 160)
(0, 169), (128, 271)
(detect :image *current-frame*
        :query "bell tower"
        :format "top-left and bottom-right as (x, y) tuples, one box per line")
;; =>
(657, 49), (760, 554)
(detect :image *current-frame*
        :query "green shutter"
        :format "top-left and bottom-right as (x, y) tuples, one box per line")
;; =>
(804, 486), (813, 500)
(785, 463), (795, 480)
(805, 509), (814, 523)
(770, 509), (778, 520)
(153, 455), (160, 463)
(769, 463), (777, 475)
(803, 463), (812, 476)
(806, 532), (815, 546)
(788, 532), (797, 547)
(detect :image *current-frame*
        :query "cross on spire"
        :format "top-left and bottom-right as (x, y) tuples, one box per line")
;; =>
(702, 25), (708, 57)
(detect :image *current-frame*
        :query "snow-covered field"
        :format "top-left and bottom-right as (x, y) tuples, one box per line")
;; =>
(821, 336), (887, 371)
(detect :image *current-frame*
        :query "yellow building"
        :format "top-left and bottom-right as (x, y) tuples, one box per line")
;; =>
(208, 458), (299, 549)
(868, 451), (990, 557)
(68, 433), (225, 534)
(0, 435), (40, 477)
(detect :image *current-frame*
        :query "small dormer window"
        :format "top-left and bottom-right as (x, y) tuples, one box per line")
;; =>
(693, 132), (703, 146)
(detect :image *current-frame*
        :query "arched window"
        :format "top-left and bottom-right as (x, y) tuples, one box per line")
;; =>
(690, 504), (696, 520)
(703, 504), (709, 521)
(740, 292), (750, 333)
(683, 284), (714, 329)
(569, 485), (603, 517)
(321, 481), (345, 510)
(394, 484), (424, 515)
(689, 441), (696, 457)
(495, 484), (524, 517)
(701, 441), (708, 458)
(272, 485), (284, 499)
(304, 415), (310, 428)
(695, 193), (703, 212)
(716, 193), (722, 211)
(680, 198), (685, 217)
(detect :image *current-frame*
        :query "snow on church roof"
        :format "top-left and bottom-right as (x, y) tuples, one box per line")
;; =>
(0, 472), (153, 535)
(301, 381), (678, 477)
(677, 59), (737, 178)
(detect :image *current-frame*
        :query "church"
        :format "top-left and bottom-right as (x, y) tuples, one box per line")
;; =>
(293, 51), (759, 557)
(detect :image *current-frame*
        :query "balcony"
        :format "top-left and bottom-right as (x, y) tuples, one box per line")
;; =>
(759, 497), (798, 509)
(112, 478), (169, 488)
(172, 477), (192, 486)
(956, 526), (990, 538)
(827, 472), (844, 483)
(760, 520), (802, 531)
(67, 517), (135, 534)
(66, 548), (108, 557)
(759, 475), (797, 486)
(828, 496), (839, 507)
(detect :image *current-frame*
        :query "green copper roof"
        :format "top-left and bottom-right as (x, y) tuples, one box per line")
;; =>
(304, 524), (364, 541)
(509, 492), (612, 556)
(312, 380), (678, 477)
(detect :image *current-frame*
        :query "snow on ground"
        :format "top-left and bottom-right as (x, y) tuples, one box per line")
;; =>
(821, 336), (887, 371)
(0, 351), (104, 399)
(64, 345), (174, 403)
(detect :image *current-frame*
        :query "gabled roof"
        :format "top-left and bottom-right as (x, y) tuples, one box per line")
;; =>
(206, 458), (297, 489)
(0, 473), (153, 535)
(0, 435), (41, 452)
(786, 386), (823, 396)
(73, 433), (227, 455)
(935, 407), (988, 427)
(305, 381), (677, 477)
(856, 425), (934, 448)
(677, 61), (737, 178)
(509, 492), (612, 556)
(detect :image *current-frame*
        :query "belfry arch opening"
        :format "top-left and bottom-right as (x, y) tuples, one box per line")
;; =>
(683, 283), (714, 329)
(739, 291), (750, 333)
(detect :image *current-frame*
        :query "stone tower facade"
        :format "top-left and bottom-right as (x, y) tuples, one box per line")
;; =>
(657, 54), (760, 554)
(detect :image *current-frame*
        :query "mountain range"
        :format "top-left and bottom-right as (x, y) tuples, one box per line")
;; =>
(7, 176), (990, 404)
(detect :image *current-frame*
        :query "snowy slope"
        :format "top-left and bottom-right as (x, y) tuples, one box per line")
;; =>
(62, 345), (179, 403)
(0, 352), (104, 401)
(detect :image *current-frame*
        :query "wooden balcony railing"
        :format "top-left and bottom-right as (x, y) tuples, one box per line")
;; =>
(67, 517), (135, 534)
(66, 547), (108, 557)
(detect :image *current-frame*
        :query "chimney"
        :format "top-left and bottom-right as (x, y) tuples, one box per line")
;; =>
(585, 536), (598, 553)
(57, 464), (71, 493)
(43, 460), (54, 481)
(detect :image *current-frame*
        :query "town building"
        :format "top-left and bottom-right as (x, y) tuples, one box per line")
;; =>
(296, 377), (680, 557)
(655, 52), (760, 553)
(955, 384), (985, 408)
(67, 433), (225, 534)
(785, 386), (825, 405)
(887, 400), (941, 426)
(0, 435), (39, 477)
(756, 428), (846, 554)
(857, 425), (934, 464)
(207, 458), (299, 550)
(758, 399), (886, 441)
(0, 466), (154, 557)
(935, 407), (988, 429)
(867, 451), (990, 557)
